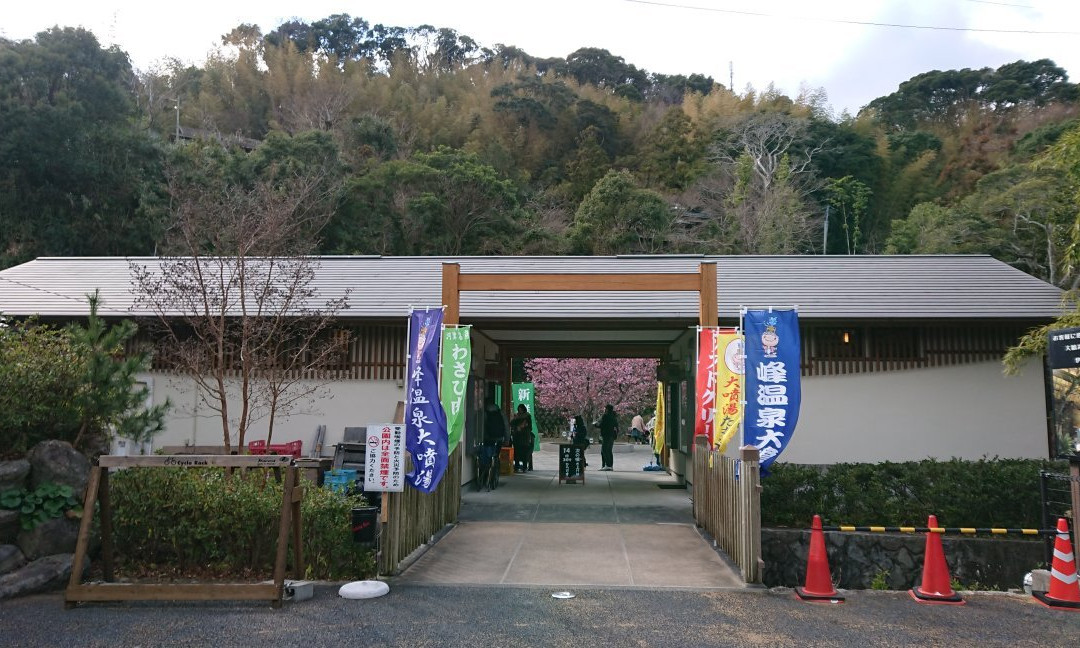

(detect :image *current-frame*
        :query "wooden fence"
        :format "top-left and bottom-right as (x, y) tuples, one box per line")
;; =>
(378, 446), (462, 575)
(692, 439), (762, 584)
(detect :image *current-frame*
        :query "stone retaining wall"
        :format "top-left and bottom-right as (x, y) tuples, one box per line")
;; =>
(763, 527), (1045, 591)
(0, 441), (90, 600)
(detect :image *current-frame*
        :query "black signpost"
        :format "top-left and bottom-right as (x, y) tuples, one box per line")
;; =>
(1046, 326), (1080, 461)
(559, 444), (586, 484)
(1045, 327), (1080, 554)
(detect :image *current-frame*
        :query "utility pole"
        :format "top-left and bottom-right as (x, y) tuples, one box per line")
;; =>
(175, 97), (180, 143)
(822, 205), (829, 254)
(729, 61), (734, 92)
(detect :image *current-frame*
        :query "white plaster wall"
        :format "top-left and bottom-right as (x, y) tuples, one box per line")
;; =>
(142, 354), (1043, 469)
(678, 359), (1047, 481)
(766, 359), (1048, 463)
(143, 373), (407, 455)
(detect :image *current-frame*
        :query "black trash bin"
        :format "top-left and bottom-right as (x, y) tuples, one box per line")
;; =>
(351, 506), (379, 544)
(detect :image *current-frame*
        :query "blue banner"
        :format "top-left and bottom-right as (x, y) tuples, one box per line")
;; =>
(405, 308), (448, 493)
(743, 309), (801, 476)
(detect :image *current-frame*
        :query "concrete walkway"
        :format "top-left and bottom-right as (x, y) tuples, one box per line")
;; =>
(394, 443), (745, 589)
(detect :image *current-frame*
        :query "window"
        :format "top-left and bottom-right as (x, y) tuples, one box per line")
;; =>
(870, 327), (920, 361)
(815, 327), (863, 359)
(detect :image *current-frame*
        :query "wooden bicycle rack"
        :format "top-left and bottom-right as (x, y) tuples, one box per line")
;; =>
(65, 454), (302, 609)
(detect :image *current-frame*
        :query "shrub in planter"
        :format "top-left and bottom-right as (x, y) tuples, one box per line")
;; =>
(109, 467), (373, 580)
(762, 458), (1064, 529)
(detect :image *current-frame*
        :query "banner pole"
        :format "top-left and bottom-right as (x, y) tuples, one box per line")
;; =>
(405, 305), (414, 408)
(739, 307), (746, 448)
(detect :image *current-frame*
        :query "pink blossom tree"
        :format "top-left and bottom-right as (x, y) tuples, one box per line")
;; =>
(525, 358), (658, 431)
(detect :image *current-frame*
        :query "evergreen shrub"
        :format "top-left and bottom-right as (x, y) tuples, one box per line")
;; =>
(761, 458), (1066, 529)
(109, 467), (374, 580)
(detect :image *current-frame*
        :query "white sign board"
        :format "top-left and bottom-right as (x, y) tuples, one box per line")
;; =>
(364, 424), (406, 492)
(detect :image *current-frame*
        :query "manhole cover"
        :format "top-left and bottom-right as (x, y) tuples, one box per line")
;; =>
(551, 591), (576, 599)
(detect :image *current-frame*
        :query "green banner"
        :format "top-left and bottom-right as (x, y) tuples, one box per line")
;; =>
(440, 326), (472, 454)
(511, 382), (540, 451)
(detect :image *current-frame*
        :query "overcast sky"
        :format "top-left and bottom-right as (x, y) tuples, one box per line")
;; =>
(4, 0), (1079, 116)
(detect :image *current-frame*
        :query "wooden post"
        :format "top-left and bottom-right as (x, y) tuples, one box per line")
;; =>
(99, 468), (114, 582)
(291, 478), (304, 579)
(699, 262), (717, 327)
(65, 465), (101, 608)
(442, 263), (460, 326)
(739, 445), (763, 584)
(271, 467), (297, 609)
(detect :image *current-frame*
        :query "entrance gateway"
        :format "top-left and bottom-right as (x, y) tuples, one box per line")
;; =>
(380, 262), (758, 587)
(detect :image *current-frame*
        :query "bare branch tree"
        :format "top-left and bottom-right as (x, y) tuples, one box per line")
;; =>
(711, 113), (824, 191)
(683, 112), (824, 254)
(131, 157), (348, 452)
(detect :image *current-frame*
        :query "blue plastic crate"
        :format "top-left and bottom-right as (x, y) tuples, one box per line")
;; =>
(324, 469), (358, 493)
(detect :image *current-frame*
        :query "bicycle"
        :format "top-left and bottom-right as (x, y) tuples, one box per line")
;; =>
(473, 443), (500, 491)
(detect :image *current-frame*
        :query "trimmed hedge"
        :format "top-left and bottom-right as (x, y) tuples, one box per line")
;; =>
(109, 467), (374, 580)
(761, 458), (1066, 529)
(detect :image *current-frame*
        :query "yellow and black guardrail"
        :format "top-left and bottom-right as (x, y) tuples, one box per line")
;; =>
(821, 525), (1055, 536)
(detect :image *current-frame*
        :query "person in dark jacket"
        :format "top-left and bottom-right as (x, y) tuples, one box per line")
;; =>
(597, 404), (619, 471)
(572, 415), (590, 469)
(483, 401), (509, 446)
(510, 404), (534, 473)
(572, 415), (590, 447)
(478, 401), (509, 488)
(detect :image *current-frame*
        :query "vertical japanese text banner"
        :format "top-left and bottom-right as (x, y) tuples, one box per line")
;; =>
(406, 308), (449, 493)
(694, 327), (719, 446)
(743, 310), (801, 475)
(511, 382), (540, 451)
(714, 330), (744, 454)
(440, 326), (472, 455)
(652, 381), (666, 456)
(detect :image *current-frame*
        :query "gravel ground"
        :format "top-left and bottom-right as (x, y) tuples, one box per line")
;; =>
(3, 584), (1080, 647)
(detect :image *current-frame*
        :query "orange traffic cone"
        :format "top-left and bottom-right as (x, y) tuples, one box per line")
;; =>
(796, 515), (844, 602)
(909, 515), (964, 605)
(1033, 518), (1080, 611)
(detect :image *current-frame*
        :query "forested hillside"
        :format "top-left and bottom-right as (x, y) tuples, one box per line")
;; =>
(2, 15), (1080, 288)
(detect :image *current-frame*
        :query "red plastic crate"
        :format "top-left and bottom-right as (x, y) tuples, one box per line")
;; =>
(247, 439), (302, 459)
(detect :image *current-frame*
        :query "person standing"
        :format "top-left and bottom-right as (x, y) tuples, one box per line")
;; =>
(572, 415), (591, 469)
(597, 404), (619, 471)
(479, 400), (508, 490)
(510, 404), (534, 473)
(630, 413), (646, 444)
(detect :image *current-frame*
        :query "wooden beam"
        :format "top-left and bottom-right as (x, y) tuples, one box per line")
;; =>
(442, 263), (460, 325)
(66, 583), (278, 602)
(458, 273), (700, 292)
(699, 262), (718, 327)
(98, 455), (292, 468)
(500, 343), (672, 359)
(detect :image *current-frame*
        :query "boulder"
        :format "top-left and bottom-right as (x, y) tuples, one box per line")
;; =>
(17, 517), (80, 560)
(0, 459), (31, 493)
(0, 554), (87, 600)
(0, 510), (19, 545)
(0, 544), (25, 574)
(27, 441), (90, 493)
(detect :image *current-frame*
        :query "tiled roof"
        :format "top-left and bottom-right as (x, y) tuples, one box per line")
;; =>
(0, 254), (1065, 322)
